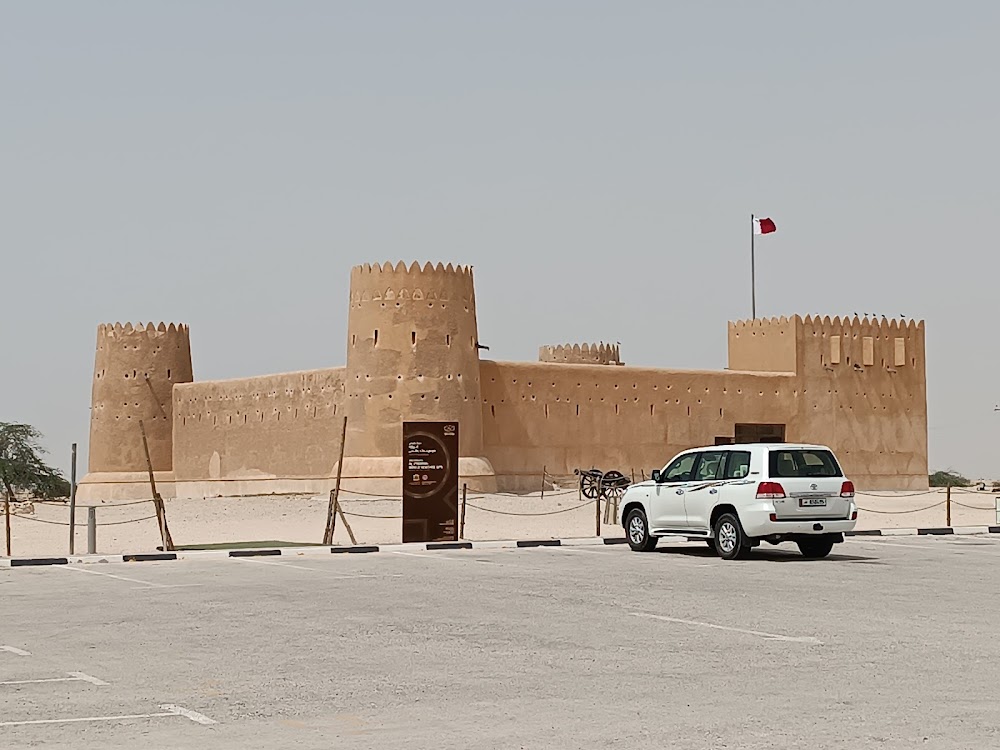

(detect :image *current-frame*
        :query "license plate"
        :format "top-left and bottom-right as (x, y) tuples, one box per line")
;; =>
(799, 497), (827, 507)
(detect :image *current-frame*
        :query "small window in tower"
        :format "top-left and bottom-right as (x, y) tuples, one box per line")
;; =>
(446, 334), (451, 347)
(374, 329), (379, 346)
(167, 369), (171, 380)
(411, 331), (416, 346)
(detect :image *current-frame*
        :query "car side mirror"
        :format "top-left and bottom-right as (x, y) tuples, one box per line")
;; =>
(651, 469), (662, 483)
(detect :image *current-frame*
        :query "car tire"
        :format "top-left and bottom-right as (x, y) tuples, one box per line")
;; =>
(797, 537), (835, 559)
(713, 513), (749, 560)
(626, 508), (658, 552)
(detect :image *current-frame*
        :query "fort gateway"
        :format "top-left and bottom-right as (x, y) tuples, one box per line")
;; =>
(79, 261), (927, 500)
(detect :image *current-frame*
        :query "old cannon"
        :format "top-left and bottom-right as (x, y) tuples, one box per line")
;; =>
(574, 468), (630, 502)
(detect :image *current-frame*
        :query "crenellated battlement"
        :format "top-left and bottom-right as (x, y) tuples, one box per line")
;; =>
(538, 343), (623, 366)
(797, 314), (924, 339)
(349, 262), (475, 305)
(728, 315), (924, 336)
(352, 261), (473, 277)
(97, 322), (189, 338)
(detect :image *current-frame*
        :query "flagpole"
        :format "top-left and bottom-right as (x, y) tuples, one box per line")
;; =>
(750, 213), (756, 319)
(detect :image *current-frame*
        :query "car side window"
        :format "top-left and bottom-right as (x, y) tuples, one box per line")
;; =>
(662, 453), (698, 482)
(724, 451), (751, 479)
(694, 451), (726, 481)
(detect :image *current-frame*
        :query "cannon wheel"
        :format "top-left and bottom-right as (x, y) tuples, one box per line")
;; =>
(579, 470), (602, 499)
(600, 470), (629, 503)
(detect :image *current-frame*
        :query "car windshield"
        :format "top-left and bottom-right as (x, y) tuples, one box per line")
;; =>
(768, 449), (842, 478)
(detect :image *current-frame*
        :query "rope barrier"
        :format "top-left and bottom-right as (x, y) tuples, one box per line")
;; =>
(31, 498), (154, 508)
(859, 491), (942, 498)
(11, 513), (158, 527)
(464, 501), (594, 517)
(340, 511), (403, 519)
(951, 501), (996, 511)
(857, 502), (946, 514)
(94, 514), (159, 527)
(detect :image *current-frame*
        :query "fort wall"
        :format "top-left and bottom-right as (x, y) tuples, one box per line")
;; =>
(480, 360), (796, 489)
(171, 368), (345, 495)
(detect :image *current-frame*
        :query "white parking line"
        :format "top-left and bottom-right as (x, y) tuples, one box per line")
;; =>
(0, 704), (215, 728)
(159, 704), (217, 725)
(0, 645), (31, 656)
(0, 672), (108, 687)
(56, 566), (172, 588)
(631, 612), (822, 644)
(389, 551), (462, 562)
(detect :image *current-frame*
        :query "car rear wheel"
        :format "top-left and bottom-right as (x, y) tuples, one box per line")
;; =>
(714, 513), (750, 560)
(626, 508), (658, 552)
(797, 537), (835, 559)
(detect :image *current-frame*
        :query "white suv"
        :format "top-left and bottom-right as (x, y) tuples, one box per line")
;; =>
(616, 443), (858, 559)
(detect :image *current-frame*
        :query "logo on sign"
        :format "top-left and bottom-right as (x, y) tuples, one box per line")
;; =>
(444, 424), (456, 435)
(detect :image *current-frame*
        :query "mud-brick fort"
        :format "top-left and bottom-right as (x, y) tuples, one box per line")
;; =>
(78, 261), (928, 500)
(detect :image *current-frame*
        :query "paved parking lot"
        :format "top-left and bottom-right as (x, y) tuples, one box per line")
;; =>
(3, 536), (1000, 749)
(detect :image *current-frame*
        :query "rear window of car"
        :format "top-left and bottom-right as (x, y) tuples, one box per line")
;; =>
(768, 449), (842, 478)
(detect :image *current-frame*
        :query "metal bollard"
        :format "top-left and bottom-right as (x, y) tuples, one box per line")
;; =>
(87, 507), (96, 554)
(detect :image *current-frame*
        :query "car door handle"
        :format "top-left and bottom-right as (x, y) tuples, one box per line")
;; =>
(709, 488), (718, 495)
(675, 489), (684, 495)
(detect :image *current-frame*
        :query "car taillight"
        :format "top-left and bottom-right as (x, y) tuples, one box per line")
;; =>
(757, 481), (786, 499)
(851, 510), (858, 520)
(840, 481), (855, 498)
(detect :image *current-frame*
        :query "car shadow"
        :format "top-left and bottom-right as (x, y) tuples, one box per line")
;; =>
(653, 543), (883, 563)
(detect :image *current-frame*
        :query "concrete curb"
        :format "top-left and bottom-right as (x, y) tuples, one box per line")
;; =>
(3, 527), (999, 567)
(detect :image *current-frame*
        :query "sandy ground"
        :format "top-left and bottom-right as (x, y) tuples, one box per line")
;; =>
(3, 486), (997, 558)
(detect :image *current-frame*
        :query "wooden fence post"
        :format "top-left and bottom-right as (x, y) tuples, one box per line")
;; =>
(540, 466), (546, 500)
(139, 420), (173, 551)
(323, 416), (348, 545)
(335, 494), (357, 546)
(946, 485), (952, 527)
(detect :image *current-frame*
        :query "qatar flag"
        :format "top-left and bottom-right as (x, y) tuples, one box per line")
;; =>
(753, 217), (776, 235)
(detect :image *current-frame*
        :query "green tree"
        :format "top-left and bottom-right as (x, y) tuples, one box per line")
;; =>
(928, 469), (971, 488)
(0, 422), (70, 500)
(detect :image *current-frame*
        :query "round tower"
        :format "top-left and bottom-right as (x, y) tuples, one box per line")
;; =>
(344, 262), (484, 460)
(87, 322), (193, 474)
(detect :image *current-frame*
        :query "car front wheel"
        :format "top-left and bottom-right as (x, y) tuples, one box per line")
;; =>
(713, 513), (749, 560)
(626, 508), (658, 552)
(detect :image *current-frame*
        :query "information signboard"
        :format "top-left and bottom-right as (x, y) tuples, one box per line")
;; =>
(402, 421), (459, 542)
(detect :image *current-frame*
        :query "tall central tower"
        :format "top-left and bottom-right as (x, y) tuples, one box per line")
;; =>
(342, 261), (493, 490)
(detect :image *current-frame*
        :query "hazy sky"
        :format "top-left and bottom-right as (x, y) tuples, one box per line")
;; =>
(3, 1), (999, 478)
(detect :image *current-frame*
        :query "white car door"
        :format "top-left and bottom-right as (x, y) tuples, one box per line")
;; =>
(715, 448), (756, 524)
(682, 449), (728, 531)
(649, 452), (698, 530)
